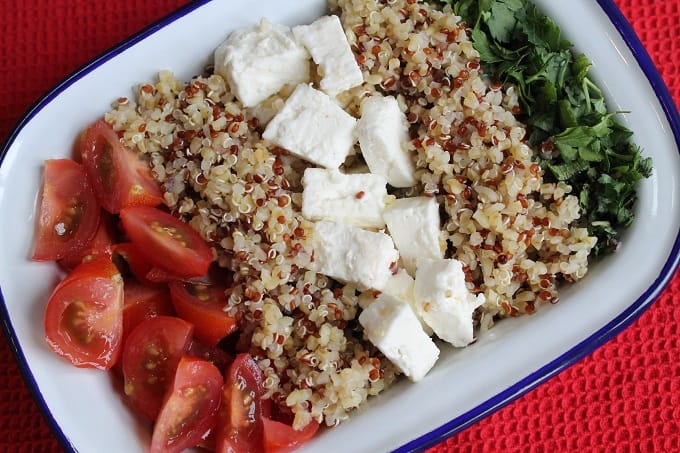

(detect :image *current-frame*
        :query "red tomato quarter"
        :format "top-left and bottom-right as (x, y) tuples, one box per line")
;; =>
(187, 339), (233, 372)
(122, 280), (174, 343)
(58, 210), (115, 270)
(80, 120), (163, 213)
(146, 262), (233, 285)
(33, 159), (100, 261)
(216, 353), (271, 453)
(262, 418), (320, 453)
(113, 242), (155, 284)
(169, 282), (237, 347)
(119, 206), (213, 279)
(122, 316), (193, 420)
(150, 356), (223, 453)
(44, 257), (123, 370)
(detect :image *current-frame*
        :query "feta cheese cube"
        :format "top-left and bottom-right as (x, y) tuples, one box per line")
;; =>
(359, 294), (440, 382)
(382, 268), (432, 335)
(357, 95), (416, 188)
(263, 84), (357, 169)
(310, 220), (398, 290)
(293, 15), (364, 96)
(383, 197), (443, 275)
(302, 168), (388, 229)
(381, 268), (415, 302)
(413, 258), (486, 347)
(214, 20), (310, 107)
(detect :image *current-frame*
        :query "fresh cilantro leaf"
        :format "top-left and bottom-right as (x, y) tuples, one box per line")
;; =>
(637, 153), (653, 178)
(558, 99), (578, 128)
(518, 3), (565, 51)
(573, 54), (591, 81)
(487, 1), (522, 42)
(578, 144), (604, 162)
(471, 28), (504, 63)
(545, 159), (589, 180)
(556, 143), (578, 161)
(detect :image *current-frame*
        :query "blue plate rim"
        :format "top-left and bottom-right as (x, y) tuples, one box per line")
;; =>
(0, 0), (678, 452)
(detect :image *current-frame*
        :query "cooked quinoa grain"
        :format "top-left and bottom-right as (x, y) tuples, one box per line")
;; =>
(104, 0), (597, 429)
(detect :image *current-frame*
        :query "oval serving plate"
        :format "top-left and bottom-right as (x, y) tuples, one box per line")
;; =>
(1, 1), (679, 452)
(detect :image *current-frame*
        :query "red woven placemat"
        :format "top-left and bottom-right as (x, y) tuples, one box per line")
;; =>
(1, 1), (678, 452)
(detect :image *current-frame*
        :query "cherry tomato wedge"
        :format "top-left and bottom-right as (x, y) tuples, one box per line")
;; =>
(150, 356), (223, 453)
(44, 257), (123, 370)
(120, 206), (213, 279)
(113, 242), (155, 285)
(145, 266), (210, 284)
(33, 159), (100, 261)
(187, 339), (233, 372)
(58, 210), (115, 271)
(216, 353), (271, 453)
(262, 418), (320, 453)
(146, 263), (233, 285)
(122, 316), (193, 420)
(169, 282), (237, 347)
(80, 119), (163, 213)
(122, 280), (174, 343)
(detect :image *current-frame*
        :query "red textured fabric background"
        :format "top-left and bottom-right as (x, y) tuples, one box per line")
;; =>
(0, 0), (678, 452)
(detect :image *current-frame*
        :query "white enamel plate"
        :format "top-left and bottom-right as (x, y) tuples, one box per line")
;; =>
(1, 1), (679, 452)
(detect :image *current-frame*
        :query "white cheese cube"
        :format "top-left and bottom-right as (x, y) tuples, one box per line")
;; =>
(310, 220), (398, 290)
(214, 20), (310, 107)
(293, 15), (364, 97)
(302, 168), (388, 229)
(381, 268), (415, 303)
(382, 268), (432, 335)
(383, 197), (443, 275)
(357, 95), (416, 188)
(413, 258), (486, 348)
(359, 294), (440, 382)
(263, 84), (357, 169)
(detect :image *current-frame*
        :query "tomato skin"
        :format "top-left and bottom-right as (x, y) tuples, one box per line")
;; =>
(33, 159), (101, 261)
(146, 263), (233, 285)
(145, 266), (212, 284)
(80, 120), (163, 213)
(150, 356), (224, 453)
(44, 257), (123, 370)
(58, 210), (115, 270)
(187, 339), (233, 372)
(122, 316), (193, 420)
(120, 206), (213, 279)
(169, 282), (237, 347)
(216, 354), (271, 453)
(262, 418), (320, 453)
(122, 280), (174, 343)
(113, 242), (155, 285)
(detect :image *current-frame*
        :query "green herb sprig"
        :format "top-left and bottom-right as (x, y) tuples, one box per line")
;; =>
(432, 0), (652, 255)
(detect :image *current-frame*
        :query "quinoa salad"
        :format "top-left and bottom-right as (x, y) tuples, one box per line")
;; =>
(29, 0), (652, 447)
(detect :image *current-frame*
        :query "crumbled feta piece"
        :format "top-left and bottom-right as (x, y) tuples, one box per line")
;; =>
(293, 15), (364, 96)
(263, 84), (357, 169)
(359, 294), (440, 382)
(301, 168), (388, 229)
(413, 258), (486, 347)
(383, 197), (443, 275)
(357, 95), (416, 188)
(382, 268), (432, 335)
(381, 268), (415, 303)
(310, 220), (398, 290)
(214, 20), (310, 107)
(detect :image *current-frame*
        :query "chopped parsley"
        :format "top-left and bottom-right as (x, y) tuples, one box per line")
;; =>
(431, 0), (653, 255)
